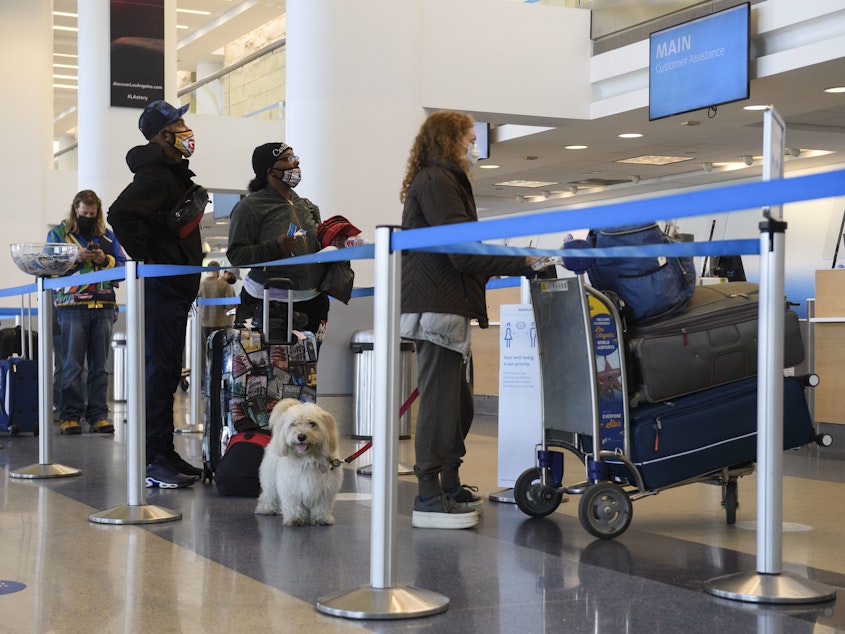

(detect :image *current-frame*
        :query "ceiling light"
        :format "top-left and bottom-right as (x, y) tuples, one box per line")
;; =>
(52, 83), (78, 90)
(177, 8), (212, 15)
(565, 145), (587, 150)
(52, 11), (77, 18)
(53, 63), (78, 69)
(743, 105), (769, 111)
(618, 133), (643, 139)
(52, 74), (77, 81)
(52, 25), (78, 32)
(54, 53), (78, 59)
(617, 155), (693, 166)
(824, 86), (845, 94)
(478, 164), (499, 169)
(494, 180), (559, 188)
(177, 24), (189, 29)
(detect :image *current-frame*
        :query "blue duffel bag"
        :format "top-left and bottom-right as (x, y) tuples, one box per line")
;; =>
(570, 223), (696, 324)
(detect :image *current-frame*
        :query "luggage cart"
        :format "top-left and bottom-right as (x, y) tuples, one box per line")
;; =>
(513, 274), (820, 540)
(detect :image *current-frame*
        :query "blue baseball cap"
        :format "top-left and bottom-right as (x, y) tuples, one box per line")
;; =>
(139, 100), (189, 140)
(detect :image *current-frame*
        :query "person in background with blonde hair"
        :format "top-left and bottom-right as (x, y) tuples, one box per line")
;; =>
(46, 189), (125, 435)
(399, 110), (545, 529)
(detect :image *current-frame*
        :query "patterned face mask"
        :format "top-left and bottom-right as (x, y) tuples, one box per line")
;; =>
(173, 129), (195, 157)
(271, 166), (302, 188)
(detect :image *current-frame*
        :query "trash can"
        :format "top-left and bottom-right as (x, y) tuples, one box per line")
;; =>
(350, 330), (415, 440)
(111, 332), (127, 403)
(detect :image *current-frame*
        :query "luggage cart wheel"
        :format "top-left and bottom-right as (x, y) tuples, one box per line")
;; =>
(578, 482), (632, 539)
(514, 467), (563, 518)
(723, 480), (738, 525)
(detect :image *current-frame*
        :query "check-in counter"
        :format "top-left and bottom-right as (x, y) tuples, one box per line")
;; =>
(813, 269), (845, 424)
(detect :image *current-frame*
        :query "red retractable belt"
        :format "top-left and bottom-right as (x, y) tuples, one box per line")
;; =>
(343, 387), (419, 464)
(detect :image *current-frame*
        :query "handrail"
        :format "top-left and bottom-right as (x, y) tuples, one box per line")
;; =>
(177, 37), (286, 98)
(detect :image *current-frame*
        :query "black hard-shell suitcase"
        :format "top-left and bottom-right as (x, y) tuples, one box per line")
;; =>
(625, 281), (804, 404)
(202, 278), (318, 481)
(616, 376), (814, 490)
(0, 326), (38, 359)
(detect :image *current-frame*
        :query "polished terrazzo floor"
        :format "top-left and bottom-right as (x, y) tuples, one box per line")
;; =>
(2, 393), (845, 633)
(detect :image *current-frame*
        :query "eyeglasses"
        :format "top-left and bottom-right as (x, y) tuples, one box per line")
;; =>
(275, 154), (299, 164)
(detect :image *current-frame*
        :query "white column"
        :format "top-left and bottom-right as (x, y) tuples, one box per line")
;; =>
(286, 0), (426, 288)
(0, 2), (53, 268)
(77, 0), (180, 205)
(196, 61), (224, 116)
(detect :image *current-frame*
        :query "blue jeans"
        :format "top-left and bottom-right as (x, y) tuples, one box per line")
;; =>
(144, 278), (192, 464)
(58, 306), (113, 423)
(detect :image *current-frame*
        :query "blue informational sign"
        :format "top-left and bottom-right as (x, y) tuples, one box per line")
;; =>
(649, 3), (750, 120)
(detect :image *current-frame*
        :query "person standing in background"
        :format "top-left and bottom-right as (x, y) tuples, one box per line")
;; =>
(47, 189), (125, 435)
(399, 110), (545, 529)
(108, 100), (204, 489)
(197, 261), (235, 343)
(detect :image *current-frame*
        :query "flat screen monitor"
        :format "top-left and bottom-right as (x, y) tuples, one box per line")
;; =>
(649, 3), (750, 121)
(474, 121), (490, 160)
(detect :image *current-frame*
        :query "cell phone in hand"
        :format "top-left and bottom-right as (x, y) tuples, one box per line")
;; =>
(88, 242), (101, 250)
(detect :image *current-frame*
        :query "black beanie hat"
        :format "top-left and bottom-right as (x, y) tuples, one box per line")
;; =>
(252, 142), (292, 176)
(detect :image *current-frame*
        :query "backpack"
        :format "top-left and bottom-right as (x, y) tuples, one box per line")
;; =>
(583, 223), (696, 324)
(213, 430), (272, 497)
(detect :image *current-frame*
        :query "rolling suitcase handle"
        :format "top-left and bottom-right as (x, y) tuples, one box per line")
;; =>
(262, 277), (294, 343)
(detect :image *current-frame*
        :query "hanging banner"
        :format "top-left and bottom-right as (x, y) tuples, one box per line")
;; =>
(110, 0), (165, 108)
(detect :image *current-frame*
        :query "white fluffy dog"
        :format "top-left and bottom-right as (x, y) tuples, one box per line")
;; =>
(255, 398), (344, 526)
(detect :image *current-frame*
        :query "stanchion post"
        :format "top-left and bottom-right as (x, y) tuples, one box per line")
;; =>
(704, 107), (835, 603)
(10, 277), (81, 479)
(90, 260), (181, 524)
(317, 226), (449, 619)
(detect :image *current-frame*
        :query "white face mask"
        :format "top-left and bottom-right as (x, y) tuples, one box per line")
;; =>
(466, 141), (480, 165)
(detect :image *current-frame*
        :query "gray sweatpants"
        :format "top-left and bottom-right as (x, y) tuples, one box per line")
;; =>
(413, 339), (474, 499)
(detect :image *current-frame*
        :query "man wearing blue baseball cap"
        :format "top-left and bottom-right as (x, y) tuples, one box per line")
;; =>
(108, 100), (204, 489)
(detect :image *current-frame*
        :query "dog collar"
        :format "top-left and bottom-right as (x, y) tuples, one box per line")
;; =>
(329, 458), (342, 470)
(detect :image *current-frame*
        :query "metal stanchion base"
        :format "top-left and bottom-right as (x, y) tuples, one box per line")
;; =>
(489, 487), (516, 504)
(175, 424), (203, 434)
(356, 463), (414, 476)
(89, 504), (182, 525)
(317, 584), (449, 620)
(704, 571), (837, 604)
(10, 463), (81, 479)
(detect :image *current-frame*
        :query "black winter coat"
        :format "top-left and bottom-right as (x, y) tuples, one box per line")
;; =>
(108, 143), (203, 300)
(400, 160), (525, 327)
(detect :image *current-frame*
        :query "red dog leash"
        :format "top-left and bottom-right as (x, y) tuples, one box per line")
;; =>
(343, 387), (419, 464)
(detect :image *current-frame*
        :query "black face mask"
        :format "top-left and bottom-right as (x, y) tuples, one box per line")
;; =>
(77, 216), (97, 235)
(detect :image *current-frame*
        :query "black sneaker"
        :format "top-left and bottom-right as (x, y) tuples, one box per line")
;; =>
(164, 451), (203, 478)
(445, 485), (485, 514)
(411, 493), (479, 529)
(145, 463), (195, 489)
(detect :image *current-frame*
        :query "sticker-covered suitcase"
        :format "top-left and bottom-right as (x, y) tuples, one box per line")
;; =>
(202, 278), (318, 479)
(625, 281), (804, 404)
(620, 375), (814, 490)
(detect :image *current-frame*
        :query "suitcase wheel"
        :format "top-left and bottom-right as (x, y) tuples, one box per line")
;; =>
(578, 481), (633, 540)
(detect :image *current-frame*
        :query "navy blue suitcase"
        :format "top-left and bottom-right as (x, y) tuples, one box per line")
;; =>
(617, 376), (814, 490)
(0, 357), (39, 435)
